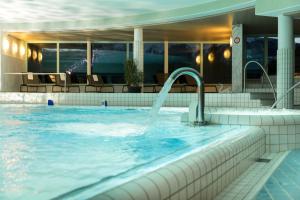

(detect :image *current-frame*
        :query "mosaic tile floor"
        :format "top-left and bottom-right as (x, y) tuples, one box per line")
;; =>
(216, 152), (288, 200)
(255, 150), (300, 200)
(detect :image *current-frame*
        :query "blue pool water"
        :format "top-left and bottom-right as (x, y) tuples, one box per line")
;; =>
(0, 105), (246, 200)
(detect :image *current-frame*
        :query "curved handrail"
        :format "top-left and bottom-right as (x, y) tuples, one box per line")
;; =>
(151, 67), (205, 125)
(271, 81), (300, 109)
(243, 61), (277, 101)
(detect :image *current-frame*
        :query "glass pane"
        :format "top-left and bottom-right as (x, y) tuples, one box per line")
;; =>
(129, 43), (133, 60)
(203, 44), (232, 84)
(92, 43), (126, 83)
(296, 38), (300, 73)
(59, 43), (87, 83)
(245, 37), (265, 79)
(268, 37), (277, 75)
(144, 43), (164, 83)
(27, 43), (57, 83)
(168, 43), (200, 73)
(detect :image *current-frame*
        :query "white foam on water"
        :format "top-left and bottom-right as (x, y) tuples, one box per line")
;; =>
(56, 123), (147, 137)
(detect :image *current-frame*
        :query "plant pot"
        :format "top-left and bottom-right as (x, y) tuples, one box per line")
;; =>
(127, 86), (141, 93)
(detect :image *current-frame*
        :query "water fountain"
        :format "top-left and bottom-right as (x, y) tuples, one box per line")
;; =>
(150, 67), (206, 125)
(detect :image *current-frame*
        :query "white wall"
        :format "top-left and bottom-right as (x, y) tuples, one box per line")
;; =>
(0, 35), (26, 92)
(2, 55), (26, 91)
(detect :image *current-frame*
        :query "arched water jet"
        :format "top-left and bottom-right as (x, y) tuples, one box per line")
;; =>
(150, 67), (206, 125)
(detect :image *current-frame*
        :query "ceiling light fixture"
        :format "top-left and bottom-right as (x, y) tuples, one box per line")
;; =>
(27, 48), (32, 58)
(12, 42), (18, 54)
(223, 49), (231, 60)
(196, 55), (201, 65)
(38, 51), (43, 63)
(2, 38), (10, 52)
(32, 50), (37, 60)
(208, 52), (215, 63)
(20, 45), (26, 57)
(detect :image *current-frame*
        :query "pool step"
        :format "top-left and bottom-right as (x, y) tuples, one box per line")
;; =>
(250, 92), (275, 106)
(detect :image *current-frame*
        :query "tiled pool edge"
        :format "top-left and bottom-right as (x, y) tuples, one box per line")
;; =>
(0, 92), (261, 108)
(205, 113), (300, 153)
(90, 127), (265, 200)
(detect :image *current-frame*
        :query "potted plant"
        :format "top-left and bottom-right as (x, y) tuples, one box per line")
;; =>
(124, 59), (143, 93)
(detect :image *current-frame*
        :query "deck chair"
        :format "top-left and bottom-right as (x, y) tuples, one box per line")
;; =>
(184, 75), (198, 92)
(154, 73), (185, 92)
(20, 73), (46, 92)
(85, 75), (114, 93)
(52, 73), (80, 92)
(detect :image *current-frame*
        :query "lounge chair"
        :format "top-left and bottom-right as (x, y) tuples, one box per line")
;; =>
(85, 75), (114, 93)
(205, 84), (219, 93)
(154, 73), (185, 92)
(20, 73), (46, 92)
(184, 75), (197, 92)
(52, 73), (80, 92)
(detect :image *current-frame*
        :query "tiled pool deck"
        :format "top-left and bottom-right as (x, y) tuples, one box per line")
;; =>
(254, 150), (300, 200)
(217, 150), (300, 200)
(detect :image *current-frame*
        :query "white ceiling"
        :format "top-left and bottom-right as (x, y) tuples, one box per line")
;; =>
(0, 0), (210, 24)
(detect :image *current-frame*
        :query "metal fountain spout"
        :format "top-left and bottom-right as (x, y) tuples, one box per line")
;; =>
(151, 67), (206, 125)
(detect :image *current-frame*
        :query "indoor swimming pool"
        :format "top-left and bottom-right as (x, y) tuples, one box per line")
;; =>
(0, 105), (248, 200)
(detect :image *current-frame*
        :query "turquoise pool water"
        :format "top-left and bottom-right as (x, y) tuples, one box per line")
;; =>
(255, 150), (300, 200)
(0, 105), (245, 200)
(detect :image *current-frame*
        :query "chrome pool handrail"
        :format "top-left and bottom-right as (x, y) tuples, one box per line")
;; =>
(271, 81), (300, 109)
(151, 67), (205, 125)
(243, 61), (277, 101)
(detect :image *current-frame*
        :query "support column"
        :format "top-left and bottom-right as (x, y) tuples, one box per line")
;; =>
(0, 31), (3, 91)
(277, 15), (294, 109)
(56, 43), (60, 73)
(87, 41), (91, 76)
(133, 28), (144, 72)
(164, 41), (168, 74)
(232, 24), (243, 92)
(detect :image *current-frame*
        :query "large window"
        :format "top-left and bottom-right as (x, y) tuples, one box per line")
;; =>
(92, 43), (126, 83)
(168, 43), (200, 73)
(203, 44), (232, 84)
(245, 37), (265, 79)
(28, 43), (57, 73)
(144, 43), (164, 83)
(268, 37), (278, 75)
(59, 43), (87, 83)
(27, 43), (57, 83)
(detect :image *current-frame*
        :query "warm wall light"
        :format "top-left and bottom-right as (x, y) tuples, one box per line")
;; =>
(20, 45), (26, 57)
(38, 51), (43, 63)
(32, 50), (37, 60)
(223, 49), (231, 60)
(196, 55), (201, 65)
(12, 42), (18, 54)
(27, 48), (32, 58)
(208, 52), (215, 63)
(230, 37), (233, 47)
(2, 38), (10, 52)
